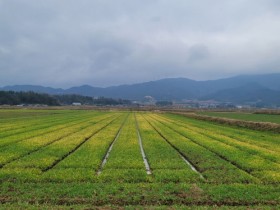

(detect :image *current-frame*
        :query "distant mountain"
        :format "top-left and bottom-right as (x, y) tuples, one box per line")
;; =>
(195, 73), (280, 96)
(1, 73), (280, 105)
(0, 85), (64, 95)
(64, 85), (103, 97)
(64, 73), (280, 100)
(100, 78), (197, 100)
(201, 83), (280, 106)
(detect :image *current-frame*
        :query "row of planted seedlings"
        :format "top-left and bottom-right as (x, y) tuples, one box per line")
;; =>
(0, 112), (121, 182)
(173, 113), (280, 152)
(0, 112), (110, 149)
(41, 114), (128, 182)
(0, 111), (109, 148)
(40, 113), (206, 183)
(154, 114), (280, 163)
(0, 109), (59, 124)
(154, 114), (280, 184)
(0, 110), (75, 133)
(97, 114), (149, 183)
(0, 111), (114, 166)
(0, 110), (101, 139)
(0, 112), (103, 148)
(0, 110), (87, 138)
(143, 114), (259, 184)
(136, 114), (203, 183)
(153, 114), (280, 164)
(164, 113), (280, 153)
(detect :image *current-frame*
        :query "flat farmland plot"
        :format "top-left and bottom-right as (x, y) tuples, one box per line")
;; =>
(199, 111), (280, 124)
(0, 109), (279, 209)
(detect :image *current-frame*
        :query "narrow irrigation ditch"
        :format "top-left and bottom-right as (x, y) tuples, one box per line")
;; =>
(142, 115), (205, 180)
(150, 115), (260, 180)
(42, 115), (121, 172)
(134, 114), (152, 175)
(0, 115), (120, 169)
(97, 114), (129, 175)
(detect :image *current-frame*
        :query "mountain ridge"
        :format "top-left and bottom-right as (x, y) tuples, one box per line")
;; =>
(1, 73), (280, 105)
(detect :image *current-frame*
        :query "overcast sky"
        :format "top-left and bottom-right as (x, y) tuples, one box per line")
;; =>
(1, 0), (280, 88)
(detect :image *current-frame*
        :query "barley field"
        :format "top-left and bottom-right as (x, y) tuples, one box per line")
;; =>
(0, 109), (279, 209)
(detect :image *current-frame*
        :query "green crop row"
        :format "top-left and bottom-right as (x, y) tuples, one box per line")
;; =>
(0, 112), (109, 148)
(52, 114), (127, 170)
(152, 114), (280, 183)
(143, 114), (258, 184)
(136, 114), (187, 170)
(153, 114), (280, 165)
(0, 109), (61, 123)
(103, 114), (144, 170)
(0, 181), (279, 207)
(153, 113), (280, 171)
(97, 114), (148, 182)
(165, 113), (280, 152)
(0, 113), (118, 167)
(136, 114), (201, 183)
(0, 111), (102, 138)
(5, 113), (120, 170)
(0, 110), (74, 133)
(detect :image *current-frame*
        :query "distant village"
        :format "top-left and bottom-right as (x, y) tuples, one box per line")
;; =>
(1, 90), (278, 109)
(131, 96), (266, 109)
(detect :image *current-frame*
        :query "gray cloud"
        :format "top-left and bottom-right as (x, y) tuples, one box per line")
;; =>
(0, 0), (280, 87)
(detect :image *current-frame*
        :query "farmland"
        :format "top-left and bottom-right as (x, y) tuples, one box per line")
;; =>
(0, 109), (279, 209)
(199, 111), (280, 124)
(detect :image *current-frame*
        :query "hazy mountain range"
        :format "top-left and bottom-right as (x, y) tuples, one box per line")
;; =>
(1, 73), (280, 106)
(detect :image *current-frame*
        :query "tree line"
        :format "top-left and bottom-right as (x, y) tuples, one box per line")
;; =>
(0, 91), (132, 106)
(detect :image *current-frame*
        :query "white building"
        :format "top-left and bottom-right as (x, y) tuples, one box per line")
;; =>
(72, 102), (82, 106)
